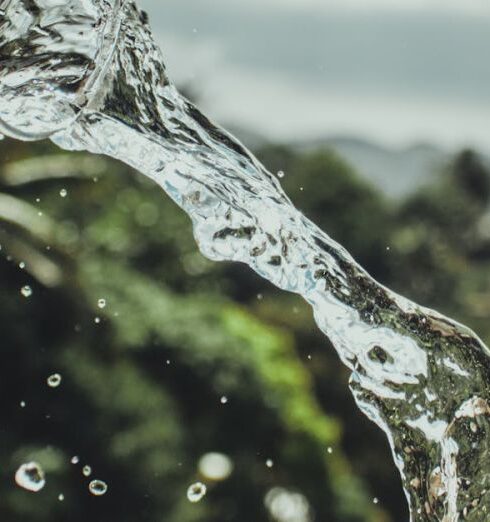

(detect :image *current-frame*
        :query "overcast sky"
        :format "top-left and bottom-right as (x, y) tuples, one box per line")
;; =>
(139, 0), (490, 151)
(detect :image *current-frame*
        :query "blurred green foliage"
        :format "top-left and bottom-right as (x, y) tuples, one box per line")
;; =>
(0, 136), (489, 522)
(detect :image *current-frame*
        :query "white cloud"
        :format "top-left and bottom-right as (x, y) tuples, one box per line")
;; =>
(238, 0), (490, 16)
(201, 63), (490, 151)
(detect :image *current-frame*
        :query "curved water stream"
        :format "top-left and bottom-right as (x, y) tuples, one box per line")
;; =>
(1, 1), (490, 520)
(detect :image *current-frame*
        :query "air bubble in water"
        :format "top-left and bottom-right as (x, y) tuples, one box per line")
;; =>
(187, 482), (206, 503)
(82, 465), (92, 477)
(266, 459), (274, 468)
(71, 456), (79, 464)
(59, 189), (67, 198)
(89, 479), (108, 496)
(97, 298), (106, 309)
(21, 285), (32, 297)
(277, 170), (285, 179)
(220, 396), (228, 404)
(15, 462), (46, 492)
(58, 493), (65, 501)
(47, 373), (62, 388)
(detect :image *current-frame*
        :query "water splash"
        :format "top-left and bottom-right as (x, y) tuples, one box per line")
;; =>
(15, 462), (46, 492)
(89, 479), (108, 496)
(1, 1), (490, 519)
(187, 482), (207, 503)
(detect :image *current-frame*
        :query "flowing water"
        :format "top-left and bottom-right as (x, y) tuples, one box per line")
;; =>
(1, 1), (490, 520)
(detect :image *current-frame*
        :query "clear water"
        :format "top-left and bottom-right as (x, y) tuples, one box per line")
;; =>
(1, 1), (490, 520)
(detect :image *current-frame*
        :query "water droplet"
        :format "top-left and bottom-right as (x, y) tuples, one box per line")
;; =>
(82, 465), (92, 477)
(58, 493), (65, 501)
(47, 373), (62, 388)
(257, 293), (263, 300)
(21, 285), (32, 297)
(94, 317), (101, 324)
(71, 456), (79, 465)
(35, 198), (41, 203)
(187, 482), (206, 503)
(15, 462), (46, 492)
(89, 479), (108, 496)
(97, 298), (106, 309)
(373, 497), (379, 504)
(220, 396), (228, 404)
(266, 459), (274, 468)
(19, 261), (25, 269)
(327, 447), (333, 454)
(277, 170), (285, 179)
(198, 452), (233, 481)
(59, 188), (67, 198)
(20, 401), (26, 408)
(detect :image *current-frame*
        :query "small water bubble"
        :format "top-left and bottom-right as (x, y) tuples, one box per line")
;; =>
(220, 396), (228, 404)
(94, 317), (101, 324)
(15, 462), (46, 492)
(187, 482), (206, 503)
(71, 456), (79, 465)
(373, 497), (379, 504)
(327, 447), (333, 454)
(277, 170), (285, 179)
(59, 189), (67, 198)
(47, 373), (62, 388)
(82, 465), (92, 477)
(35, 197), (41, 203)
(38, 211), (43, 217)
(257, 293), (263, 301)
(89, 479), (108, 496)
(58, 493), (65, 501)
(20, 400), (26, 408)
(266, 459), (274, 468)
(21, 285), (32, 297)
(19, 261), (25, 269)
(97, 298), (106, 309)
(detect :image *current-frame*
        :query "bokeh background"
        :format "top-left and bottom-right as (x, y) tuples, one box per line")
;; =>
(1, 1), (490, 521)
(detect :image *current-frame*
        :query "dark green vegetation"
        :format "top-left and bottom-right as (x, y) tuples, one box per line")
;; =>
(1, 136), (489, 522)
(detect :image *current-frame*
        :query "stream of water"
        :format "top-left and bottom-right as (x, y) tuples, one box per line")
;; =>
(1, 1), (490, 520)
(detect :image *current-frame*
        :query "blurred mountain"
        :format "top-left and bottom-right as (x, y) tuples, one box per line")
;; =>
(231, 126), (453, 199)
(295, 136), (449, 199)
